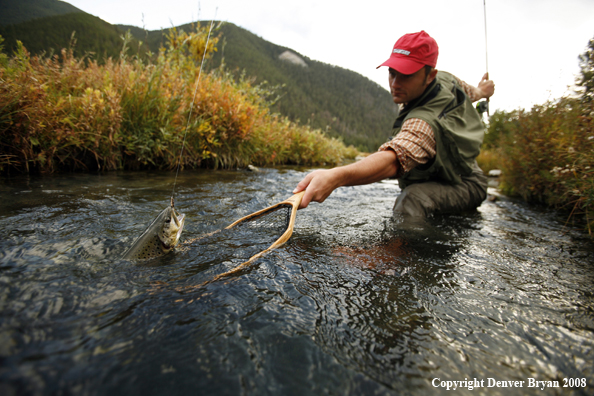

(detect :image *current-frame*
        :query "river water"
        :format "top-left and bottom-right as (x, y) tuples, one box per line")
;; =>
(0, 168), (593, 396)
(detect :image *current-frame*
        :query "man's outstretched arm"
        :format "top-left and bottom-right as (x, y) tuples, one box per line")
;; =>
(293, 150), (399, 209)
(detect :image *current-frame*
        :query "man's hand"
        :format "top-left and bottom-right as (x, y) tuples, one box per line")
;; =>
(477, 72), (495, 100)
(293, 150), (399, 209)
(293, 168), (342, 209)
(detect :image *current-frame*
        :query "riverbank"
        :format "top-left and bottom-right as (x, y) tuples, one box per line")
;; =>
(0, 28), (357, 175)
(477, 100), (594, 237)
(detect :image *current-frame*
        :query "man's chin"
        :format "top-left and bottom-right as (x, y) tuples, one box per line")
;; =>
(391, 93), (406, 103)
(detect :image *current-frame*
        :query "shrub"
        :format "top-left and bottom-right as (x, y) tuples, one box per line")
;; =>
(0, 25), (357, 174)
(492, 99), (594, 235)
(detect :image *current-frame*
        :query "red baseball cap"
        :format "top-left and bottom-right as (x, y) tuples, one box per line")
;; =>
(377, 31), (439, 74)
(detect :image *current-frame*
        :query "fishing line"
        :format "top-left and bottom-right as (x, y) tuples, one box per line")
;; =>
(170, 10), (218, 205)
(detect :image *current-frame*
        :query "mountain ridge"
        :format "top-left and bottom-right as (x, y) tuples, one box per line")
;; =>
(0, 0), (397, 151)
(0, 0), (83, 27)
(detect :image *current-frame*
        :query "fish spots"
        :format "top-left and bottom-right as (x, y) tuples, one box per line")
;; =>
(122, 206), (185, 261)
(137, 236), (165, 260)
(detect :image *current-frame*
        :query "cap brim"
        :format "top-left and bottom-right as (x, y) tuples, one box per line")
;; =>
(376, 57), (425, 75)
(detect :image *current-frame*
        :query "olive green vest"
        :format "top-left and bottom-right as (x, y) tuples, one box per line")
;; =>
(392, 71), (484, 189)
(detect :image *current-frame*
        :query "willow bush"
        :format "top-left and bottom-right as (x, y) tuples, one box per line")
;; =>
(482, 100), (594, 235)
(0, 26), (356, 174)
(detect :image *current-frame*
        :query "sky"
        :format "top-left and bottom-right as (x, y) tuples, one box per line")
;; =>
(65, 0), (594, 113)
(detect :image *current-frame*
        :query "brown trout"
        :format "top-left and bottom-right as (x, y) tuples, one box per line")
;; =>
(122, 204), (185, 260)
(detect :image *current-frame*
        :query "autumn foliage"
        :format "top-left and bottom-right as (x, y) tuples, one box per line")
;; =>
(477, 100), (594, 235)
(0, 25), (356, 174)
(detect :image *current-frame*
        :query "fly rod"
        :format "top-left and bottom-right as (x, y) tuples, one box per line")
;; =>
(477, 0), (490, 117)
(483, 0), (489, 79)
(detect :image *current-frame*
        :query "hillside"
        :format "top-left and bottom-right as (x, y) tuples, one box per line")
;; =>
(123, 22), (398, 151)
(0, 0), (83, 27)
(0, 0), (398, 151)
(0, 12), (129, 60)
(214, 23), (396, 151)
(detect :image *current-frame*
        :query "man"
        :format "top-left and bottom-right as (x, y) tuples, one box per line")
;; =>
(293, 31), (495, 216)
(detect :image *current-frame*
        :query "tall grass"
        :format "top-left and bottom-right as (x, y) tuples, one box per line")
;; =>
(481, 100), (594, 235)
(0, 26), (357, 174)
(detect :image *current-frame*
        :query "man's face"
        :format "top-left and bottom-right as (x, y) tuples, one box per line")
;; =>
(388, 67), (437, 104)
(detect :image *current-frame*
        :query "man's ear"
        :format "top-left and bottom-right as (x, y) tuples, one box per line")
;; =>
(428, 68), (438, 83)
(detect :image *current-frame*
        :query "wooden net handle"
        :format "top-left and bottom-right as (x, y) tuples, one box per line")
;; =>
(211, 191), (305, 282)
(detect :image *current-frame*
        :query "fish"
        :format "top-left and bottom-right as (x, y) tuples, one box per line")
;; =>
(122, 202), (186, 260)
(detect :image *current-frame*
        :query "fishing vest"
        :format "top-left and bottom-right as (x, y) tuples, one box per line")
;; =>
(392, 71), (485, 189)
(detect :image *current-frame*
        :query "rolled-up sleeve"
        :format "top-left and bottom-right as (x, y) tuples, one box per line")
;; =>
(456, 76), (482, 102)
(378, 118), (436, 178)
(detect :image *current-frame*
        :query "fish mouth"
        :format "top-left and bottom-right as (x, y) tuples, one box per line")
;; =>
(173, 213), (186, 246)
(158, 209), (186, 250)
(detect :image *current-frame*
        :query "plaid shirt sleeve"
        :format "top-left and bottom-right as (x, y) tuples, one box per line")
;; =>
(455, 76), (482, 102)
(378, 117), (436, 178)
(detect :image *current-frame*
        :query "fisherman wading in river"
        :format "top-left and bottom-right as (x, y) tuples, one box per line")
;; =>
(294, 31), (495, 217)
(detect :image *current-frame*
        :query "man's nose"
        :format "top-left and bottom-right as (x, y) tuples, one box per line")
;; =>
(391, 76), (400, 88)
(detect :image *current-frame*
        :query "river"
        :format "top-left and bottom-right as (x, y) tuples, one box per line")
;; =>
(0, 168), (593, 395)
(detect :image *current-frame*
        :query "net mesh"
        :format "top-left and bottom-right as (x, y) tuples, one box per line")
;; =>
(231, 204), (292, 233)
(220, 204), (292, 264)
(184, 205), (292, 258)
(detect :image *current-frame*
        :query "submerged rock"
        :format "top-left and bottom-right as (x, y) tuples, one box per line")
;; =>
(247, 164), (260, 172)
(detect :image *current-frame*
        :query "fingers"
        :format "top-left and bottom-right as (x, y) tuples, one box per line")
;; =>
(293, 173), (314, 209)
(299, 190), (313, 209)
(300, 185), (328, 209)
(477, 73), (495, 100)
(293, 173), (312, 194)
(293, 169), (335, 209)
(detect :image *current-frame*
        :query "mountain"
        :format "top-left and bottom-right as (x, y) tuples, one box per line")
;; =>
(203, 23), (397, 151)
(115, 22), (397, 151)
(0, 0), (83, 27)
(0, 0), (398, 151)
(0, 12), (129, 60)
